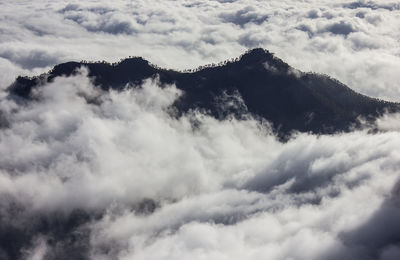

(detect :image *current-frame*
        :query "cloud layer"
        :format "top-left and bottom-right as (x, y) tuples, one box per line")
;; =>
(0, 0), (400, 101)
(1, 0), (400, 259)
(0, 71), (399, 259)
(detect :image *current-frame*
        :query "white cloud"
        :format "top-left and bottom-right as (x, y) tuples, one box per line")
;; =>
(375, 112), (400, 131)
(0, 71), (399, 259)
(1, 0), (400, 258)
(0, 0), (399, 101)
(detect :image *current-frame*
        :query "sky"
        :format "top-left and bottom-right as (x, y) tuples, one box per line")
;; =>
(1, 1), (400, 260)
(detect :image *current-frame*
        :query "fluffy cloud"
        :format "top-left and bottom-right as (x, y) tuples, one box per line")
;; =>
(0, 47), (64, 69)
(1, 0), (400, 258)
(0, 71), (399, 259)
(0, 0), (400, 101)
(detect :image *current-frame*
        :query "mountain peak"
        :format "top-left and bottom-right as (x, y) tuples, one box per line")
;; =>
(239, 48), (273, 63)
(242, 47), (270, 57)
(237, 48), (290, 74)
(119, 56), (150, 67)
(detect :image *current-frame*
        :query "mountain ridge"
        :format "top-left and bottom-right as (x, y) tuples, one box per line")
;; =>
(8, 48), (400, 138)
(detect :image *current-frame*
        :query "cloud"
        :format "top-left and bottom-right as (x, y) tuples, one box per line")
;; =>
(0, 48), (63, 69)
(375, 112), (400, 131)
(343, 1), (400, 11)
(335, 181), (400, 259)
(1, 0), (400, 258)
(0, 71), (399, 259)
(0, 0), (399, 102)
(238, 31), (270, 48)
(60, 4), (139, 35)
(348, 32), (383, 50)
(219, 7), (269, 27)
(307, 9), (320, 19)
(322, 21), (356, 36)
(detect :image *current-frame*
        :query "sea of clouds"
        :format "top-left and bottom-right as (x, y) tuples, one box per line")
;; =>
(0, 0), (400, 100)
(1, 0), (400, 259)
(0, 70), (399, 259)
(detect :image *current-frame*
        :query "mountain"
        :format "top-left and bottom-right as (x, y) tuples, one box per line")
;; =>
(8, 48), (400, 138)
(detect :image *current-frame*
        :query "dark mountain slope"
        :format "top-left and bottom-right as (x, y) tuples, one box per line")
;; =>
(9, 48), (399, 137)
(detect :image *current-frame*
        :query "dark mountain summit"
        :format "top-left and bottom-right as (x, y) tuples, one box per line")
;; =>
(9, 48), (399, 138)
